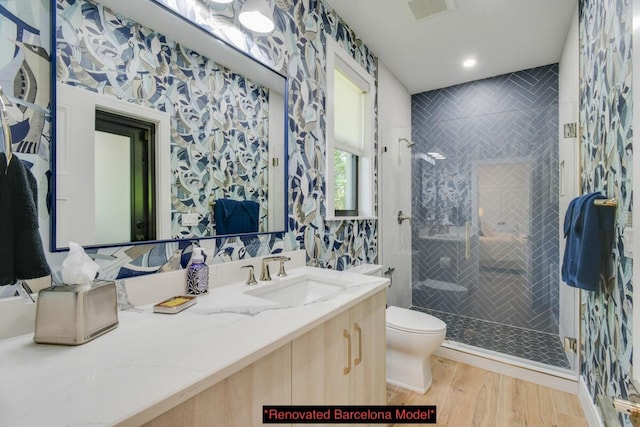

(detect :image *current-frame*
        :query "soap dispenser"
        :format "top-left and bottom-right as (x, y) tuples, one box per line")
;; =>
(187, 246), (208, 295)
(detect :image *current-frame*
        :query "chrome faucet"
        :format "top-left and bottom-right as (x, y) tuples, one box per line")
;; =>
(260, 256), (291, 281)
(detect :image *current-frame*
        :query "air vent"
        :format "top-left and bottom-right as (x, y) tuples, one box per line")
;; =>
(408, 0), (456, 21)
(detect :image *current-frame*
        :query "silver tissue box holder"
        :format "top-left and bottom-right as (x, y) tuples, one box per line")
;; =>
(34, 280), (119, 345)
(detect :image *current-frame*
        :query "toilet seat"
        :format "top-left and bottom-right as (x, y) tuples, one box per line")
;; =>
(386, 306), (446, 334)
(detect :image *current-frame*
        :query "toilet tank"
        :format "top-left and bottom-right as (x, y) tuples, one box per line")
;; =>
(346, 264), (384, 277)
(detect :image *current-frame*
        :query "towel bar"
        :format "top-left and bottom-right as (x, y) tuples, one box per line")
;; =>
(594, 198), (617, 207)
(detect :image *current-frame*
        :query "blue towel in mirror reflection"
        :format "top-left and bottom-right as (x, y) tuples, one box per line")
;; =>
(214, 198), (260, 235)
(561, 192), (615, 292)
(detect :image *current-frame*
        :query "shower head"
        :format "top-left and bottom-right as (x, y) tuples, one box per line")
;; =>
(399, 137), (415, 148)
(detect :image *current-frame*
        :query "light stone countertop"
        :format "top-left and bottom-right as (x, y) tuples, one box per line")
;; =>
(0, 266), (389, 427)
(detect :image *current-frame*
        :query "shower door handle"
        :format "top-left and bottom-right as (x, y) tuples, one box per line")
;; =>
(465, 222), (471, 260)
(560, 160), (565, 197)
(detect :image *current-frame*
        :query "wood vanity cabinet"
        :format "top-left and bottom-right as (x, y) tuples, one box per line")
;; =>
(143, 343), (292, 427)
(291, 290), (386, 407)
(143, 289), (386, 427)
(348, 290), (387, 405)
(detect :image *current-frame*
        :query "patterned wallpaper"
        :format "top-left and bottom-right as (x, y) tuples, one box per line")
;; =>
(0, 0), (378, 283)
(57, 0), (271, 238)
(579, 0), (633, 423)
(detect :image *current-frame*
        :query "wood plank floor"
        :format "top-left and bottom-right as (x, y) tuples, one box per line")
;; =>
(386, 357), (588, 426)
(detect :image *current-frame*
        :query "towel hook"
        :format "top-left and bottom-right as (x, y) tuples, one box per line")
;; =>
(0, 84), (13, 174)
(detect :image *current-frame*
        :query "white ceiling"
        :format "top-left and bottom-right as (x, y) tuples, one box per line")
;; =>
(324, 0), (577, 94)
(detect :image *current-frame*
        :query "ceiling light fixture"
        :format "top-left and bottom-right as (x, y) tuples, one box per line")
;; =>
(207, 0), (234, 4)
(239, 0), (275, 34)
(463, 58), (476, 68)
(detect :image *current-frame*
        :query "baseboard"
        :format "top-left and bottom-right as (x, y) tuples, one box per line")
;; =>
(579, 377), (605, 427)
(435, 342), (579, 394)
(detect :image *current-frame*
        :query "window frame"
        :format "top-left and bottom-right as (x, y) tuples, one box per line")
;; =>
(325, 37), (376, 220)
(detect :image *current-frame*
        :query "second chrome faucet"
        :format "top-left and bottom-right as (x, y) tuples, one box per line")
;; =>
(260, 255), (291, 281)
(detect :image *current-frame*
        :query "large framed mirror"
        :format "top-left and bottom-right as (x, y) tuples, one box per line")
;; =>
(52, 0), (288, 251)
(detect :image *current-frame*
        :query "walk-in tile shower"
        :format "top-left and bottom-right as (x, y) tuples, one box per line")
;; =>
(410, 64), (569, 369)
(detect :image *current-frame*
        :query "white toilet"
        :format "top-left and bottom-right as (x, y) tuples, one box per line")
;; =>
(386, 306), (446, 394)
(346, 264), (447, 394)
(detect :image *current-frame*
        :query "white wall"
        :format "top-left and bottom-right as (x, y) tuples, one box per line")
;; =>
(377, 62), (412, 308)
(558, 4), (580, 371)
(633, 0), (640, 387)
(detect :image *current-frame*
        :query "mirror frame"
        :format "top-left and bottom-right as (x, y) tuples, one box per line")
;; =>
(51, 0), (289, 251)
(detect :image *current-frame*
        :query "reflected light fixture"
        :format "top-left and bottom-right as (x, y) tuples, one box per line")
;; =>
(239, 0), (275, 34)
(207, 0), (234, 4)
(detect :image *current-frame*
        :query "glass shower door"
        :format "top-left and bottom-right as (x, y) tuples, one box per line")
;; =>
(411, 108), (568, 370)
(412, 116), (470, 317)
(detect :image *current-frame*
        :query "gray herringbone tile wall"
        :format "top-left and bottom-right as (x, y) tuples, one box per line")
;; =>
(411, 65), (559, 335)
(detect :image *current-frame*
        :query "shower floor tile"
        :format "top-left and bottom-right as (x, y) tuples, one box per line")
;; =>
(412, 307), (572, 369)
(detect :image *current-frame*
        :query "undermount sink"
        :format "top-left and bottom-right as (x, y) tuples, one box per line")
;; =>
(244, 274), (349, 306)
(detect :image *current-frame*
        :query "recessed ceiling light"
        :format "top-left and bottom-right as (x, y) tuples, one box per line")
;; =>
(463, 59), (476, 68)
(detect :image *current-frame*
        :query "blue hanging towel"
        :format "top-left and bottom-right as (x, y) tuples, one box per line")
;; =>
(214, 198), (260, 235)
(0, 154), (51, 286)
(561, 192), (615, 291)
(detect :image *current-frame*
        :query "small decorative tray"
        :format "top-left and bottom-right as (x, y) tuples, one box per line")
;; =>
(153, 295), (197, 314)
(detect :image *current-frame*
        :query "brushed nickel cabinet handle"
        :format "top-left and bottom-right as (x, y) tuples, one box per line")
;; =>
(343, 329), (351, 375)
(354, 322), (362, 366)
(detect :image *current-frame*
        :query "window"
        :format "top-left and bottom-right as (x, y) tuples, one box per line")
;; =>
(326, 38), (376, 219)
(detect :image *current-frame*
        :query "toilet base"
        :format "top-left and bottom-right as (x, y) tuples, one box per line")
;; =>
(386, 349), (433, 395)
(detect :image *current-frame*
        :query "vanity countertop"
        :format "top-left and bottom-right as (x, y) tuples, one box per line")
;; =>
(0, 267), (388, 427)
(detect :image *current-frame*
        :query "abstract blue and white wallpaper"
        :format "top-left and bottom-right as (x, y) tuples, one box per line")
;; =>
(0, 0), (379, 281)
(579, 0), (633, 423)
(57, 0), (272, 237)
